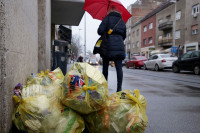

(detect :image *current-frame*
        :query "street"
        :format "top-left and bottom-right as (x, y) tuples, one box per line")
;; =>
(88, 64), (200, 133)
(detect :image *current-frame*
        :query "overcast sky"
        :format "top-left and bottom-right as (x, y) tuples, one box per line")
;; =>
(72, 0), (137, 54)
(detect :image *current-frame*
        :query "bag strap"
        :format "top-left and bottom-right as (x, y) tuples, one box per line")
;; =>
(112, 18), (122, 30)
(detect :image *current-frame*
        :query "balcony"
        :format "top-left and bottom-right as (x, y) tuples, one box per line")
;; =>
(158, 37), (173, 46)
(159, 21), (173, 31)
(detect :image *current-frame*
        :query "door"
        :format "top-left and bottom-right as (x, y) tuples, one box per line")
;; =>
(180, 52), (193, 70)
(151, 55), (159, 68)
(190, 51), (200, 70)
(146, 56), (153, 69)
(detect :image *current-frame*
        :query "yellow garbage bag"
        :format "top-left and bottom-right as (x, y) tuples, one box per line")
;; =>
(27, 68), (64, 86)
(62, 62), (109, 114)
(13, 84), (85, 133)
(84, 89), (148, 133)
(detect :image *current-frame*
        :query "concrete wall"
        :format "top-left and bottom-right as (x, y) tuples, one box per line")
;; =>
(38, 0), (51, 72)
(0, 0), (38, 132)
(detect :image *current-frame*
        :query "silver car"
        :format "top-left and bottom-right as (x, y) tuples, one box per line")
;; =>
(144, 54), (178, 71)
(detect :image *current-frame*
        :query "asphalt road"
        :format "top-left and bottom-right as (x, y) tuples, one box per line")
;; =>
(94, 65), (200, 133)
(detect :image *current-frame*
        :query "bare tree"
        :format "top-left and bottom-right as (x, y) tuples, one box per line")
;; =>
(71, 34), (82, 59)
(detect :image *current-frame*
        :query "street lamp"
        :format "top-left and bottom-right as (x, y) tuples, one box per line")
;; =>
(79, 28), (82, 56)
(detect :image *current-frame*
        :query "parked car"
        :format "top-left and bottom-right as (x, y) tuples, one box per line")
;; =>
(89, 58), (98, 65)
(122, 58), (128, 66)
(126, 56), (147, 69)
(144, 54), (177, 71)
(172, 51), (200, 75)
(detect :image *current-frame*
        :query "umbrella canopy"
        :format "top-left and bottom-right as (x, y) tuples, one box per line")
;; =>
(83, 0), (132, 23)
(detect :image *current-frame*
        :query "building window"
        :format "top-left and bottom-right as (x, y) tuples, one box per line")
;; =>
(149, 22), (153, 29)
(128, 35), (131, 41)
(128, 44), (130, 49)
(143, 39), (147, 45)
(176, 11), (181, 20)
(132, 31), (135, 38)
(166, 15), (171, 19)
(158, 19), (163, 24)
(175, 30), (180, 39)
(132, 43), (135, 48)
(149, 37), (153, 44)
(166, 33), (171, 37)
(137, 29), (139, 36)
(192, 24), (198, 35)
(137, 41), (140, 47)
(192, 4), (199, 15)
(144, 26), (147, 32)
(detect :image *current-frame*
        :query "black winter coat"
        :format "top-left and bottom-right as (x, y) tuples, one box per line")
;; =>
(98, 12), (126, 60)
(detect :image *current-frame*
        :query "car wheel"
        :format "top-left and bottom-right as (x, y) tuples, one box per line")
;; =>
(143, 64), (147, 70)
(154, 64), (159, 71)
(133, 64), (136, 69)
(194, 65), (200, 75)
(173, 65), (180, 73)
(126, 64), (129, 69)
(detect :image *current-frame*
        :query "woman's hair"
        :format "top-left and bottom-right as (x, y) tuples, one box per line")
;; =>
(107, 5), (120, 14)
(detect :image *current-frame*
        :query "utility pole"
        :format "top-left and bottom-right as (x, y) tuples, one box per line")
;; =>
(171, 0), (177, 56)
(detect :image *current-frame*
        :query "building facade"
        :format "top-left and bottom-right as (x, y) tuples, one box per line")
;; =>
(131, 22), (142, 56)
(141, 14), (157, 58)
(184, 0), (200, 53)
(156, 2), (174, 53)
(125, 0), (167, 58)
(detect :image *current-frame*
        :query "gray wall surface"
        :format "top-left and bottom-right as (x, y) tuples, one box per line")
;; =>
(184, 0), (200, 44)
(0, 0), (38, 132)
(38, 0), (51, 72)
(131, 23), (142, 55)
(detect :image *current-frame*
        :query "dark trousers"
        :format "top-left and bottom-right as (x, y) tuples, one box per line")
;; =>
(102, 58), (123, 92)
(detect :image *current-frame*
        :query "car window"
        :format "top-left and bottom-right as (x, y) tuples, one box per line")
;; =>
(181, 52), (192, 60)
(148, 56), (153, 60)
(131, 57), (135, 60)
(136, 56), (147, 60)
(152, 55), (158, 60)
(191, 51), (199, 58)
(160, 54), (171, 58)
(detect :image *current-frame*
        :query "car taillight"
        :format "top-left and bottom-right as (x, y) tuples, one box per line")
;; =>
(161, 59), (166, 62)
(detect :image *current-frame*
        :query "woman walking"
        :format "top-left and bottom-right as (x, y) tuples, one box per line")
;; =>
(97, 5), (126, 92)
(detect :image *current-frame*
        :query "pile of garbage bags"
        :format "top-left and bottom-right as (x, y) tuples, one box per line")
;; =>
(13, 63), (148, 133)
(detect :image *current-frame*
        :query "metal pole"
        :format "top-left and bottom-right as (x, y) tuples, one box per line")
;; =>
(84, 13), (86, 61)
(173, 1), (177, 55)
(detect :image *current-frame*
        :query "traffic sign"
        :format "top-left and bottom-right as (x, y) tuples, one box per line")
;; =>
(171, 47), (178, 53)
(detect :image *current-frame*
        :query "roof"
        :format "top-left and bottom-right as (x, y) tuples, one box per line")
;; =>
(132, 1), (174, 27)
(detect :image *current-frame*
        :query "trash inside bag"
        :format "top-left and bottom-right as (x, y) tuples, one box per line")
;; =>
(62, 62), (109, 114)
(13, 68), (84, 133)
(84, 89), (148, 133)
(27, 68), (64, 86)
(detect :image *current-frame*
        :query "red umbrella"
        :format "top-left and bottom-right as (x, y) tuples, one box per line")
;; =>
(83, 0), (132, 23)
